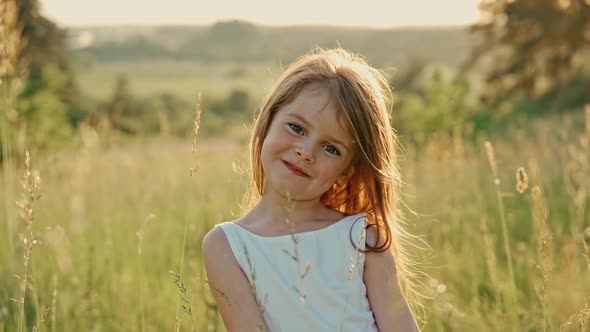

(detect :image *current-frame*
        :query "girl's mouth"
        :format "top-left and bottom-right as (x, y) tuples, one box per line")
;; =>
(282, 160), (309, 177)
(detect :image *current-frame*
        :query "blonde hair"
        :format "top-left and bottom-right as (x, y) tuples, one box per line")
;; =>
(247, 48), (420, 310)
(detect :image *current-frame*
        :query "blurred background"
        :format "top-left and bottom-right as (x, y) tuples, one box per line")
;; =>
(1, 0), (589, 331)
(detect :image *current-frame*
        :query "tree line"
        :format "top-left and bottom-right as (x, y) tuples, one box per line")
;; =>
(1, 0), (589, 163)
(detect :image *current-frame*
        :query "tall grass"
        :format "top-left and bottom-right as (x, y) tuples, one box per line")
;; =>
(0, 0), (23, 281)
(405, 111), (590, 331)
(0, 108), (588, 330)
(1, 26), (589, 328)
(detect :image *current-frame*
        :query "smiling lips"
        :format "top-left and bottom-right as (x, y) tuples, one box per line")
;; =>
(282, 160), (310, 177)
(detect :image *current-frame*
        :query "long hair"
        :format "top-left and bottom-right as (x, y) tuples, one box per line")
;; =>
(246, 48), (421, 310)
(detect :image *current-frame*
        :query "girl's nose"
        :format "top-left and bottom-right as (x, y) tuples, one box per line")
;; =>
(295, 145), (315, 163)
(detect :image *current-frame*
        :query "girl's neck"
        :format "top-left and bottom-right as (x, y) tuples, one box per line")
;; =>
(253, 191), (330, 225)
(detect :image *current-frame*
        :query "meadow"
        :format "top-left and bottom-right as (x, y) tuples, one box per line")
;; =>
(74, 60), (278, 102)
(1, 105), (589, 331)
(1, 8), (589, 329)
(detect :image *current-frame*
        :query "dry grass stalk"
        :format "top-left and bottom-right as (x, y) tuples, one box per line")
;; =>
(0, 0), (22, 83)
(300, 261), (312, 280)
(585, 104), (590, 136)
(189, 92), (202, 176)
(10, 149), (41, 332)
(203, 279), (230, 305)
(538, 214), (552, 332)
(530, 183), (554, 332)
(192, 92), (202, 152)
(31, 306), (51, 332)
(484, 141), (499, 181)
(136, 214), (154, 332)
(173, 222), (193, 332)
(16, 151), (41, 225)
(484, 141), (516, 306)
(51, 275), (58, 332)
(169, 270), (197, 332)
(0, 0), (25, 271)
(558, 305), (590, 332)
(480, 217), (499, 287)
(281, 193), (314, 303)
(583, 228), (590, 272)
(348, 224), (366, 281)
(243, 244), (269, 332)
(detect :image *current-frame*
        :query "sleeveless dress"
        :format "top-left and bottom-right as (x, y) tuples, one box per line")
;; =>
(216, 212), (379, 332)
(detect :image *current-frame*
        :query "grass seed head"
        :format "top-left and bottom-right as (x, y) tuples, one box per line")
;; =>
(192, 91), (202, 153)
(516, 167), (529, 193)
(532, 185), (543, 200)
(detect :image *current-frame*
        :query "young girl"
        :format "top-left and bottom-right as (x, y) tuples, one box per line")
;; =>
(202, 48), (420, 331)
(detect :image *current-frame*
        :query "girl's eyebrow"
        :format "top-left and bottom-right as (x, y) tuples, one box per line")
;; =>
(288, 112), (349, 151)
(289, 112), (312, 127)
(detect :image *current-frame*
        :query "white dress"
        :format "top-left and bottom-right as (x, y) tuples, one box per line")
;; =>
(217, 212), (379, 332)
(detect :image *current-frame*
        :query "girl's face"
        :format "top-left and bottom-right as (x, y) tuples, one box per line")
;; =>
(260, 83), (355, 201)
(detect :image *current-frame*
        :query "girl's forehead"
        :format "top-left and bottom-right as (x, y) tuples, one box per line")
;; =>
(293, 85), (333, 113)
(279, 84), (354, 143)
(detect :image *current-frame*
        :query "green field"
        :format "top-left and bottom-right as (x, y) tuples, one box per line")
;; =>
(75, 60), (283, 102)
(1, 113), (589, 331)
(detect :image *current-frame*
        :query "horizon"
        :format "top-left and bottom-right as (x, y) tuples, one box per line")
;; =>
(40, 0), (481, 28)
(62, 20), (474, 30)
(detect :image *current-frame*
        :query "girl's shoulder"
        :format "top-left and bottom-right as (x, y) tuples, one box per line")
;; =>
(201, 226), (270, 330)
(201, 225), (232, 259)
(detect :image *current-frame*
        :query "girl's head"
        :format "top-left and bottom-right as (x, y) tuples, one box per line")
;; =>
(248, 48), (419, 313)
(249, 48), (402, 250)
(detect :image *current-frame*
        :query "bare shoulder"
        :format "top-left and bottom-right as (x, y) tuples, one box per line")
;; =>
(363, 222), (420, 331)
(201, 225), (242, 286)
(201, 224), (268, 331)
(364, 224), (397, 276)
(202, 225), (231, 256)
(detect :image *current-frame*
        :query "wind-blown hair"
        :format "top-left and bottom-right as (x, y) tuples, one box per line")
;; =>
(246, 48), (420, 308)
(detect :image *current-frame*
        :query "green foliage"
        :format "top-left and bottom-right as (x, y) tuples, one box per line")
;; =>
(209, 89), (252, 117)
(133, 93), (193, 136)
(94, 75), (256, 137)
(17, 63), (73, 152)
(0, 0), (82, 161)
(104, 73), (134, 132)
(468, 0), (590, 103)
(76, 36), (172, 61)
(197, 89), (256, 136)
(398, 71), (474, 143)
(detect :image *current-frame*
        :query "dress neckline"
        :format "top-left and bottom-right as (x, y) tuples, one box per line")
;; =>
(226, 212), (366, 239)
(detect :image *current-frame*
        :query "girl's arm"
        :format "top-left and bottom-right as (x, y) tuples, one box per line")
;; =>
(364, 227), (420, 332)
(202, 227), (269, 332)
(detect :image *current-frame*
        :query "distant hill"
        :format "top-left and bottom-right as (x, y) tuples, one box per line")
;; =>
(67, 20), (472, 67)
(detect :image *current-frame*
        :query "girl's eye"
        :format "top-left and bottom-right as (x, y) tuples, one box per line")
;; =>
(288, 123), (305, 135)
(323, 145), (341, 156)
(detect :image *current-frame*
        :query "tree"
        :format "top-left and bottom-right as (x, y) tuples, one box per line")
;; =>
(105, 74), (135, 133)
(2, 0), (82, 160)
(467, 0), (590, 103)
(9, 0), (83, 154)
(18, 0), (80, 103)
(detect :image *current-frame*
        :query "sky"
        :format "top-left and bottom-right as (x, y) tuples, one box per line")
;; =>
(39, 0), (481, 27)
